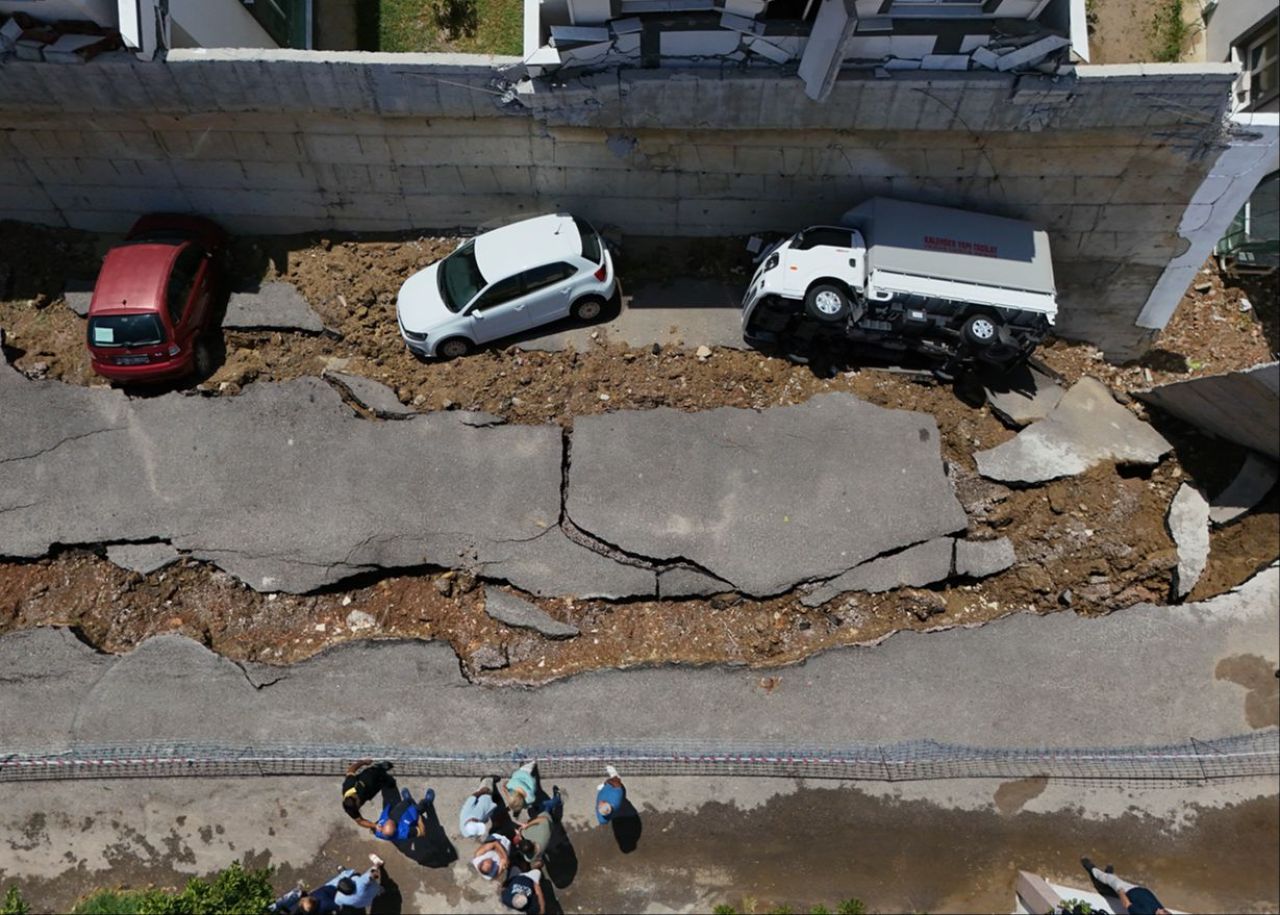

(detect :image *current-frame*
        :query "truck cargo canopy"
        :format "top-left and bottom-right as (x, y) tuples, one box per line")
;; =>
(840, 198), (1057, 303)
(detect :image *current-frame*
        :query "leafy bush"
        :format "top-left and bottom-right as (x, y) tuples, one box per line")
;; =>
(71, 863), (274, 915)
(2, 886), (30, 915)
(1148, 0), (1200, 63)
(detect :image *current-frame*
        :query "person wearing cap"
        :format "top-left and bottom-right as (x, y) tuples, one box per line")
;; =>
(595, 765), (626, 825)
(340, 759), (395, 830)
(471, 833), (512, 882)
(1081, 858), (1172, 915)
(459, 776), (499, 840)
(501, 867), (546, 914)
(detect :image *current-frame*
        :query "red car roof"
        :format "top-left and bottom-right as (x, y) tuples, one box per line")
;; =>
(89, 243), (182, 315)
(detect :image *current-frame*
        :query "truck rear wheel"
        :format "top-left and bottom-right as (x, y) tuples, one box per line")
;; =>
(962, 314), (999, 347)
(804, 284), (851, 323)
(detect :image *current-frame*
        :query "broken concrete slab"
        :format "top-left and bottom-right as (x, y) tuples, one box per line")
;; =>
(1168, 483), (1210, 598)
(477, 527), (655, 600)
(984, 365), (1064, 427)
(0, 363), (568, 594)
(975, 377), (1172, 484)
(566, 393), (968, 597)
(1210, 453), (1279, 526)
(954, 537), (1016, 579)
(63, 278), (94, 317)
(323, 370), (415, 417)
(657, 565), (734, 599)
(484, 586), (579, 639)
(224, 282), (326, 333)
(801, 538), (954, 608)
(105, 541), (181, 575)
(1137, 361), (1280, 461)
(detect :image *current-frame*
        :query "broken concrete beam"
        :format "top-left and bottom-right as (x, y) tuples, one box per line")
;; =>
(550, 26), (611, 46)
(971, 46), (1002, 69)
(995, 35), (1071, 71)
(801, 538), (954, 608)
(1210, 454), (1279, 526)
(224, 282), (325, 333)
(323, 370), (415, 417)
(1168, 483), (1210, 598)
(747, 36), (793, 64)
(954, 537), (1016, 579)
(922, 54), (971, 71)
(1136, 362), (1280, 462)
(106, 542), (181, 575)
(484, 586), (579, 639)
(720, 12), (764, 35)
(975, 378), (1172, 484)
(722, 0), (766, 15)
(63, 278), (94, 317)
(985, 365), (1064, 428)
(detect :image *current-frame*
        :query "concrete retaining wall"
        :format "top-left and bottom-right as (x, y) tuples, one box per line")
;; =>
(1138, 362), (1280, 460)
(0, 50), (1239, 358)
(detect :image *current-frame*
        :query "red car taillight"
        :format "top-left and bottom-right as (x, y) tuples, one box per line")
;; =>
(593, 263), (608, 282)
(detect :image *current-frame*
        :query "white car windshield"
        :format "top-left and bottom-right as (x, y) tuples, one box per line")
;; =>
(438, 240), (486, 313)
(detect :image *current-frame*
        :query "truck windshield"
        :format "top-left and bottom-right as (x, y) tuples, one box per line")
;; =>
(438, 240), (486, 313)
(88, 314), (165, 348)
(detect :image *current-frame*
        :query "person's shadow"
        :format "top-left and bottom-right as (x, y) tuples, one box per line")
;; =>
(610, 801), (643, 854)
(367, 866), (403, 915)
(542, 813), (579, 890)
(394, 796), (458, 869)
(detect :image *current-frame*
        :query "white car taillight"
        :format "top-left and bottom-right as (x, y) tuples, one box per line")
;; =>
(593, 264), (607, 282)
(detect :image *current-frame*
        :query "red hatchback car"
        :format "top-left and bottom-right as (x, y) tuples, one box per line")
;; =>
(87, 214), (227, 383)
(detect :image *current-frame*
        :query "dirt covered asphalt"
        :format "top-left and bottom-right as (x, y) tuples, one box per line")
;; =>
(0, 221), (1277, 682)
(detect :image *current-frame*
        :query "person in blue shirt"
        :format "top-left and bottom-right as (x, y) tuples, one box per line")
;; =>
(595, 765), (627, 825)
(1081, 858), (1172, 915)
(372, 786), (435, 842)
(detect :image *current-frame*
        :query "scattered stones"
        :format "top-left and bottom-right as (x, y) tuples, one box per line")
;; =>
(975, 377), (1172, 484)
(1210, 453), (1279, 526)
(224, 282), (326, 333)
(1167, 483), (1210, 599)
(432, 575), (454, 597)
(105, 542), (181, 576)
(345, 609), (377, 631)
(954, 538), (1016, 579)
(471, 645), (509, 671)
(484, 587), (579, 639)
(899, 589), (946, 621)
(695, 345), (712, 361)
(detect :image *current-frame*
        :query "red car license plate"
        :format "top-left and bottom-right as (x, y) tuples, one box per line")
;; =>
(115, 355), (150, 365)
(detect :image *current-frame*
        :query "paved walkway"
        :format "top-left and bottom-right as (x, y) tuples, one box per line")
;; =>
(1, 774), (1275, 914)
(3, 567), (1274, 751)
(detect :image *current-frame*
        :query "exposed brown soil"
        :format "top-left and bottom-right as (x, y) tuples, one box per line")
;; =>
(0, 222), (1276, 682)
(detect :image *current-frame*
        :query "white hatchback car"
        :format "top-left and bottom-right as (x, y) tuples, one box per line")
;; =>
(396, 213), (617, 358)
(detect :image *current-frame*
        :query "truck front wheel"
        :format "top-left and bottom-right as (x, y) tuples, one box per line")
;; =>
(804, 284), (851, 323)
(962, 314), (999, 347)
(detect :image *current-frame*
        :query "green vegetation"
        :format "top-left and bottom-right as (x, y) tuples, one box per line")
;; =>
(379, 0), (524, 55)
(1055, 899), (1101, 915)
(68, 863), (275, 915)
(713, 899), (867, 915)
(2, 887), (30, 915)
(1148, 0), (1200, 63)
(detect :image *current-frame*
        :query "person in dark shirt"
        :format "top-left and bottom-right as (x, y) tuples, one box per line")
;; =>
(500, 868), (546, 913)
(341, 759), (395, 830)
(296, 876), (348, 915)
(1081, 858), (1172, 915)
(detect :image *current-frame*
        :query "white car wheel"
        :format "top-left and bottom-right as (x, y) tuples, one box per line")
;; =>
(438, 337), (472, 360)
(572, 296), (605, 322)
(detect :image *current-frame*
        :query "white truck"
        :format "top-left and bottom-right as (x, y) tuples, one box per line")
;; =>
(741, 197), (1058, 373)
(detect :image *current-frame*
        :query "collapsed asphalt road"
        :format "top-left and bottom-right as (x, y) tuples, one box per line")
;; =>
(1, 357), (988, 599)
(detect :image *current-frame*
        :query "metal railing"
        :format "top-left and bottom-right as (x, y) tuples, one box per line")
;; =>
(2, 730), (1276, 784)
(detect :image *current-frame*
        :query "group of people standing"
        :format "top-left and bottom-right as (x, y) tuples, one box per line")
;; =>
(274, 758), (633, 914)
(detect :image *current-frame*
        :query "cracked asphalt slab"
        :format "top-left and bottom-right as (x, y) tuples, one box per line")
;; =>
(3, 566), (1273, 752)
(1, 362), (971, 599)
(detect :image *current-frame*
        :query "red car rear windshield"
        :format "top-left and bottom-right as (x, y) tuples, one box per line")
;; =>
(89, 314), (165, 348)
